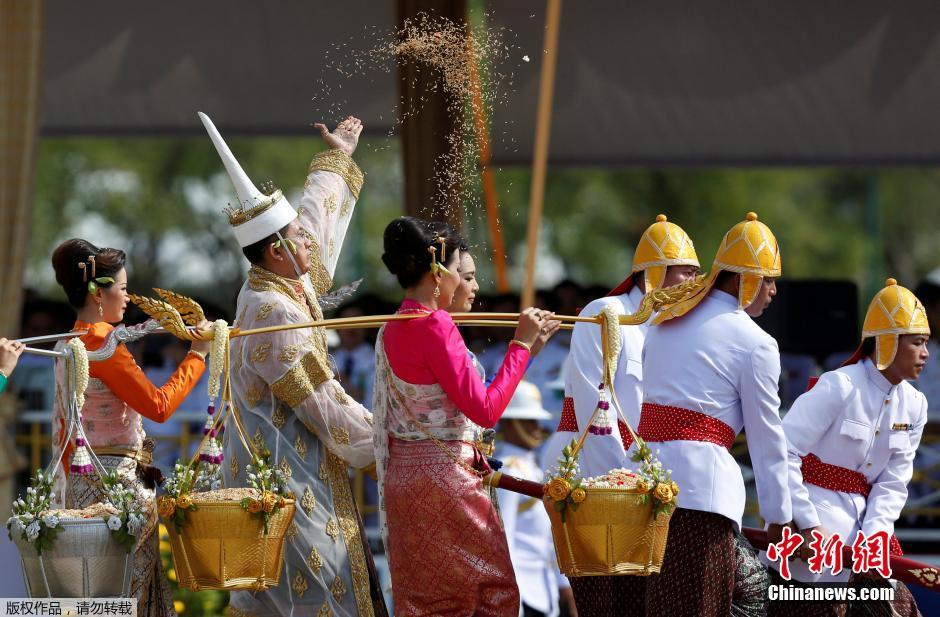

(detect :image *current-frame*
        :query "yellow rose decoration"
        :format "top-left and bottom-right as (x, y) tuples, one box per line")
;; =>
(653, 483), (674, 503)
(570, 487), (587, 504)
(636, 480), (649, 493)
(247, 499), (263, 514)
(670, 481), (680, 496)
(176, 494), (193, 510)
(262, 491), (278, 513)
(157, 496), (176, 518)
(547, 477), (571, 502)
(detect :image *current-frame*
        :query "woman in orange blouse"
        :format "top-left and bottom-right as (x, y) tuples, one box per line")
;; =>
(51, 238), (210, 617)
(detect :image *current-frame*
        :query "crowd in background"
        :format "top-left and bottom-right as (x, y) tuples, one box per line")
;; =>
(11, 273), (940, 461)
(7, 273), (940, 611)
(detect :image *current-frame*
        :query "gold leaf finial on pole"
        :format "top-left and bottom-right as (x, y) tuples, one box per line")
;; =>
(129, 294), (195, 341)
(153, 288), (206, 326)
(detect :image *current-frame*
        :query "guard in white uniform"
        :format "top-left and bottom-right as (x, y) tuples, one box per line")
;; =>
(545, 214), (699, 477)
(496, 381), (563, 617)
(641, 212), (792, 617)
(767, 278), (928, 617)
(542, 215), (699, 617)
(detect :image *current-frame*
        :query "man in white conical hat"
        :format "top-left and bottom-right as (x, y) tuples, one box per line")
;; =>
(200, 112), (386, 617)
(496, 382), (566, 617)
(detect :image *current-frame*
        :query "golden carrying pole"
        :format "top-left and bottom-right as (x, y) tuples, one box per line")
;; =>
(125, 274), (704, 343)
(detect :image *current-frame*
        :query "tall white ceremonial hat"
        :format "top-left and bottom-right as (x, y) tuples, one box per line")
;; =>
(502, 381), (553, 421)
(198, 111), (297, 247)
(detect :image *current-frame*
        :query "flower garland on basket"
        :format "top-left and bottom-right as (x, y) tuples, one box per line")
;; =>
(6, 470), (63, 555)
(9, 337), (146, 557)
(158, 463), (198, 533)
(240, 453), (291, 535)
(544, 440), (586, 522)
(101, 470), (147, 553)
(629, 438), (679, 520)
(544, 436), (678, 522)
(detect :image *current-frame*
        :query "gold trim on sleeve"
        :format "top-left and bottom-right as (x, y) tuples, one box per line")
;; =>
(271, 351), (334, 407)
(308, 149), (364, 199)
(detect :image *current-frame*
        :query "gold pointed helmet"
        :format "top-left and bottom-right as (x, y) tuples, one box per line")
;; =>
(862, 278), (930, 370)
(653, 212), (781, 323)
(712, 211), (781, 308)
(608, 214), (699, 296)
(632, 214), (700, 291)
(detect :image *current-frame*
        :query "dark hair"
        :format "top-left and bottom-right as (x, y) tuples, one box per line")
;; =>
(381, 216), (463, 288)
(860, 336), (876, 357)
(51, 239), (126, 309)
(714, 269), (737, 289)
(241, 223), (292, 265)
(914, 281), (940, 310)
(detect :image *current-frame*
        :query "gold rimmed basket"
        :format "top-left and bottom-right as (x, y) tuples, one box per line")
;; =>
(543, 307), (674, 577)
(545, 487), (670, 577)
(163, 494), (295, 591)
(159, 327), (295, 591)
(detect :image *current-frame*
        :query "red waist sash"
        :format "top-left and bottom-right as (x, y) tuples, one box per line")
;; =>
(801, 453), (903, 556)
(637, 402), (737, 450)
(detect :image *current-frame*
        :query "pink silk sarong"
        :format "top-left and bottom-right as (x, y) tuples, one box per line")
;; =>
(384, 437), (519, 616)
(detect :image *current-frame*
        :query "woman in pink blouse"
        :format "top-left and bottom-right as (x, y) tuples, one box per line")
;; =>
(373, 217), (560, 616)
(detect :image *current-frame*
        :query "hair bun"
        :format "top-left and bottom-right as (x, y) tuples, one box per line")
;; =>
(381, 252), (417, 277)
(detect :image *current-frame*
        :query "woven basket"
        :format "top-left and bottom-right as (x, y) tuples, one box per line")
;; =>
(164, 497), (295, 591)
(14, 517), (133, 597)
(545, 488), (671, 577)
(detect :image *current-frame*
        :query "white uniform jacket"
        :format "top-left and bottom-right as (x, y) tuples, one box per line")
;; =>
(777, 358), (927, 583)
(641, 289), (791, 530)
(552, 286), (647, 478)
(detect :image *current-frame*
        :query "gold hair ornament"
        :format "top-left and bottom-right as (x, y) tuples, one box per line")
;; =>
(428, 236), (450, 277)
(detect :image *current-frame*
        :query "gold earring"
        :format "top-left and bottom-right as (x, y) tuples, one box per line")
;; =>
(434, 278), (441, 298)
(97, 302), (104, 317)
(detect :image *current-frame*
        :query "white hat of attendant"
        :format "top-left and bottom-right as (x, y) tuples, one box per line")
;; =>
(198, 111), (298, 247)
(502, 381), (554, 421)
